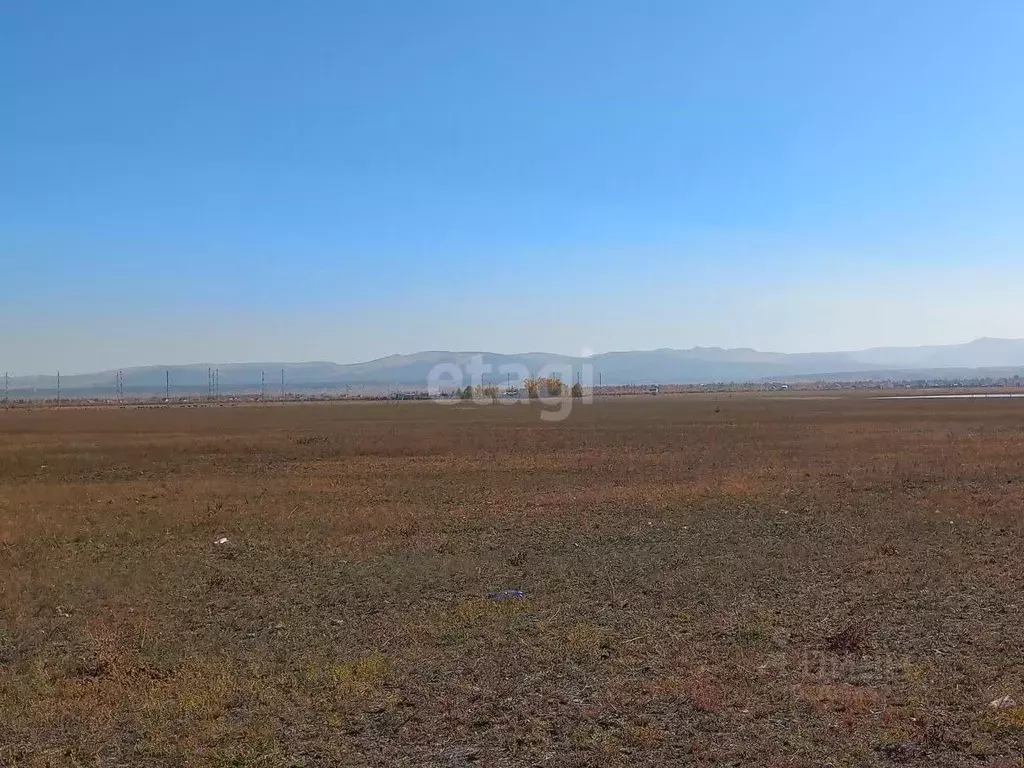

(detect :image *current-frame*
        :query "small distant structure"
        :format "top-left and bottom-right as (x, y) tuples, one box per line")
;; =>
(647, 384), (660, 395)
(390, 391), (430, 401)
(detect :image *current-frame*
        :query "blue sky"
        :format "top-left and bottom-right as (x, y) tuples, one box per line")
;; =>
(3, 0), (1024, 373)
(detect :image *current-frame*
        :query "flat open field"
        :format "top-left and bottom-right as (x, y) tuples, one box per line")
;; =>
(1, 395), (1023, 766)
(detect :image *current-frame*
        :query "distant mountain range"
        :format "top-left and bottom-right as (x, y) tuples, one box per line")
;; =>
(6, 338), (1024, 397)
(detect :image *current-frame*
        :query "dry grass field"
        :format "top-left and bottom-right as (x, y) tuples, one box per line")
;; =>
(1, 394), (1023, 767)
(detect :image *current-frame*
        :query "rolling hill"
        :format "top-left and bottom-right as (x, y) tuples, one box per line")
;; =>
(6, 338), (1024, 396)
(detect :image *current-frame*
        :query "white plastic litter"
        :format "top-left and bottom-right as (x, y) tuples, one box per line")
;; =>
(989, 695), (1016, 710)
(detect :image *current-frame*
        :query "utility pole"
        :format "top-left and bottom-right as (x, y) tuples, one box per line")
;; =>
(207, 367), (212, 401)
(280, 368), (285, 399)
(261, 370), (266, 400)
(165, 370), (170, 401)
(215, 368), (220, 400)
(56, 370), (60, 406)
(3, 372), (8, 406)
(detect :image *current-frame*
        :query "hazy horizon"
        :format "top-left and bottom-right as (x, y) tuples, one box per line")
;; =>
(6, 335), (1024, 379)
(4, 2), (1024, 375)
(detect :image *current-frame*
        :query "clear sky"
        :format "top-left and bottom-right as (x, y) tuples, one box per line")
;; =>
(3, 0), (1023, 373)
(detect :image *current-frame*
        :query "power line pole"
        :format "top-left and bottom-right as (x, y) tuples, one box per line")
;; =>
(3, 372), (8, 406)
(56, 370), (60, 406)
(280, 368), (285, 399)
(165, 370), (170, 402)
(207, 367), (212, 401)
(261, 370), (266, 400)
(215, 368), (220, 400)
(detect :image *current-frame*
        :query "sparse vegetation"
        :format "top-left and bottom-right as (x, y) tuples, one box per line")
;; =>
(474, 384), (500, 401)
(543, 375), (564, 397)
(1, 394), (1022, 765)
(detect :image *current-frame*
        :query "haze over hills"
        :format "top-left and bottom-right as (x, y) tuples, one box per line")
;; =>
(6, 338), (1024, 396)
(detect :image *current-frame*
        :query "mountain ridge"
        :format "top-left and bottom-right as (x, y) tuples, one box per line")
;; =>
(6, 338), (1024, 393)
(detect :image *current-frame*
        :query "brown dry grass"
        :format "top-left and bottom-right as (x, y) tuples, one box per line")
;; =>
(1, 394), (1023, 766)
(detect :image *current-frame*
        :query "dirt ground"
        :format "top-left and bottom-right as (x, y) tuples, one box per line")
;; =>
(1, 394), (1022, 766)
